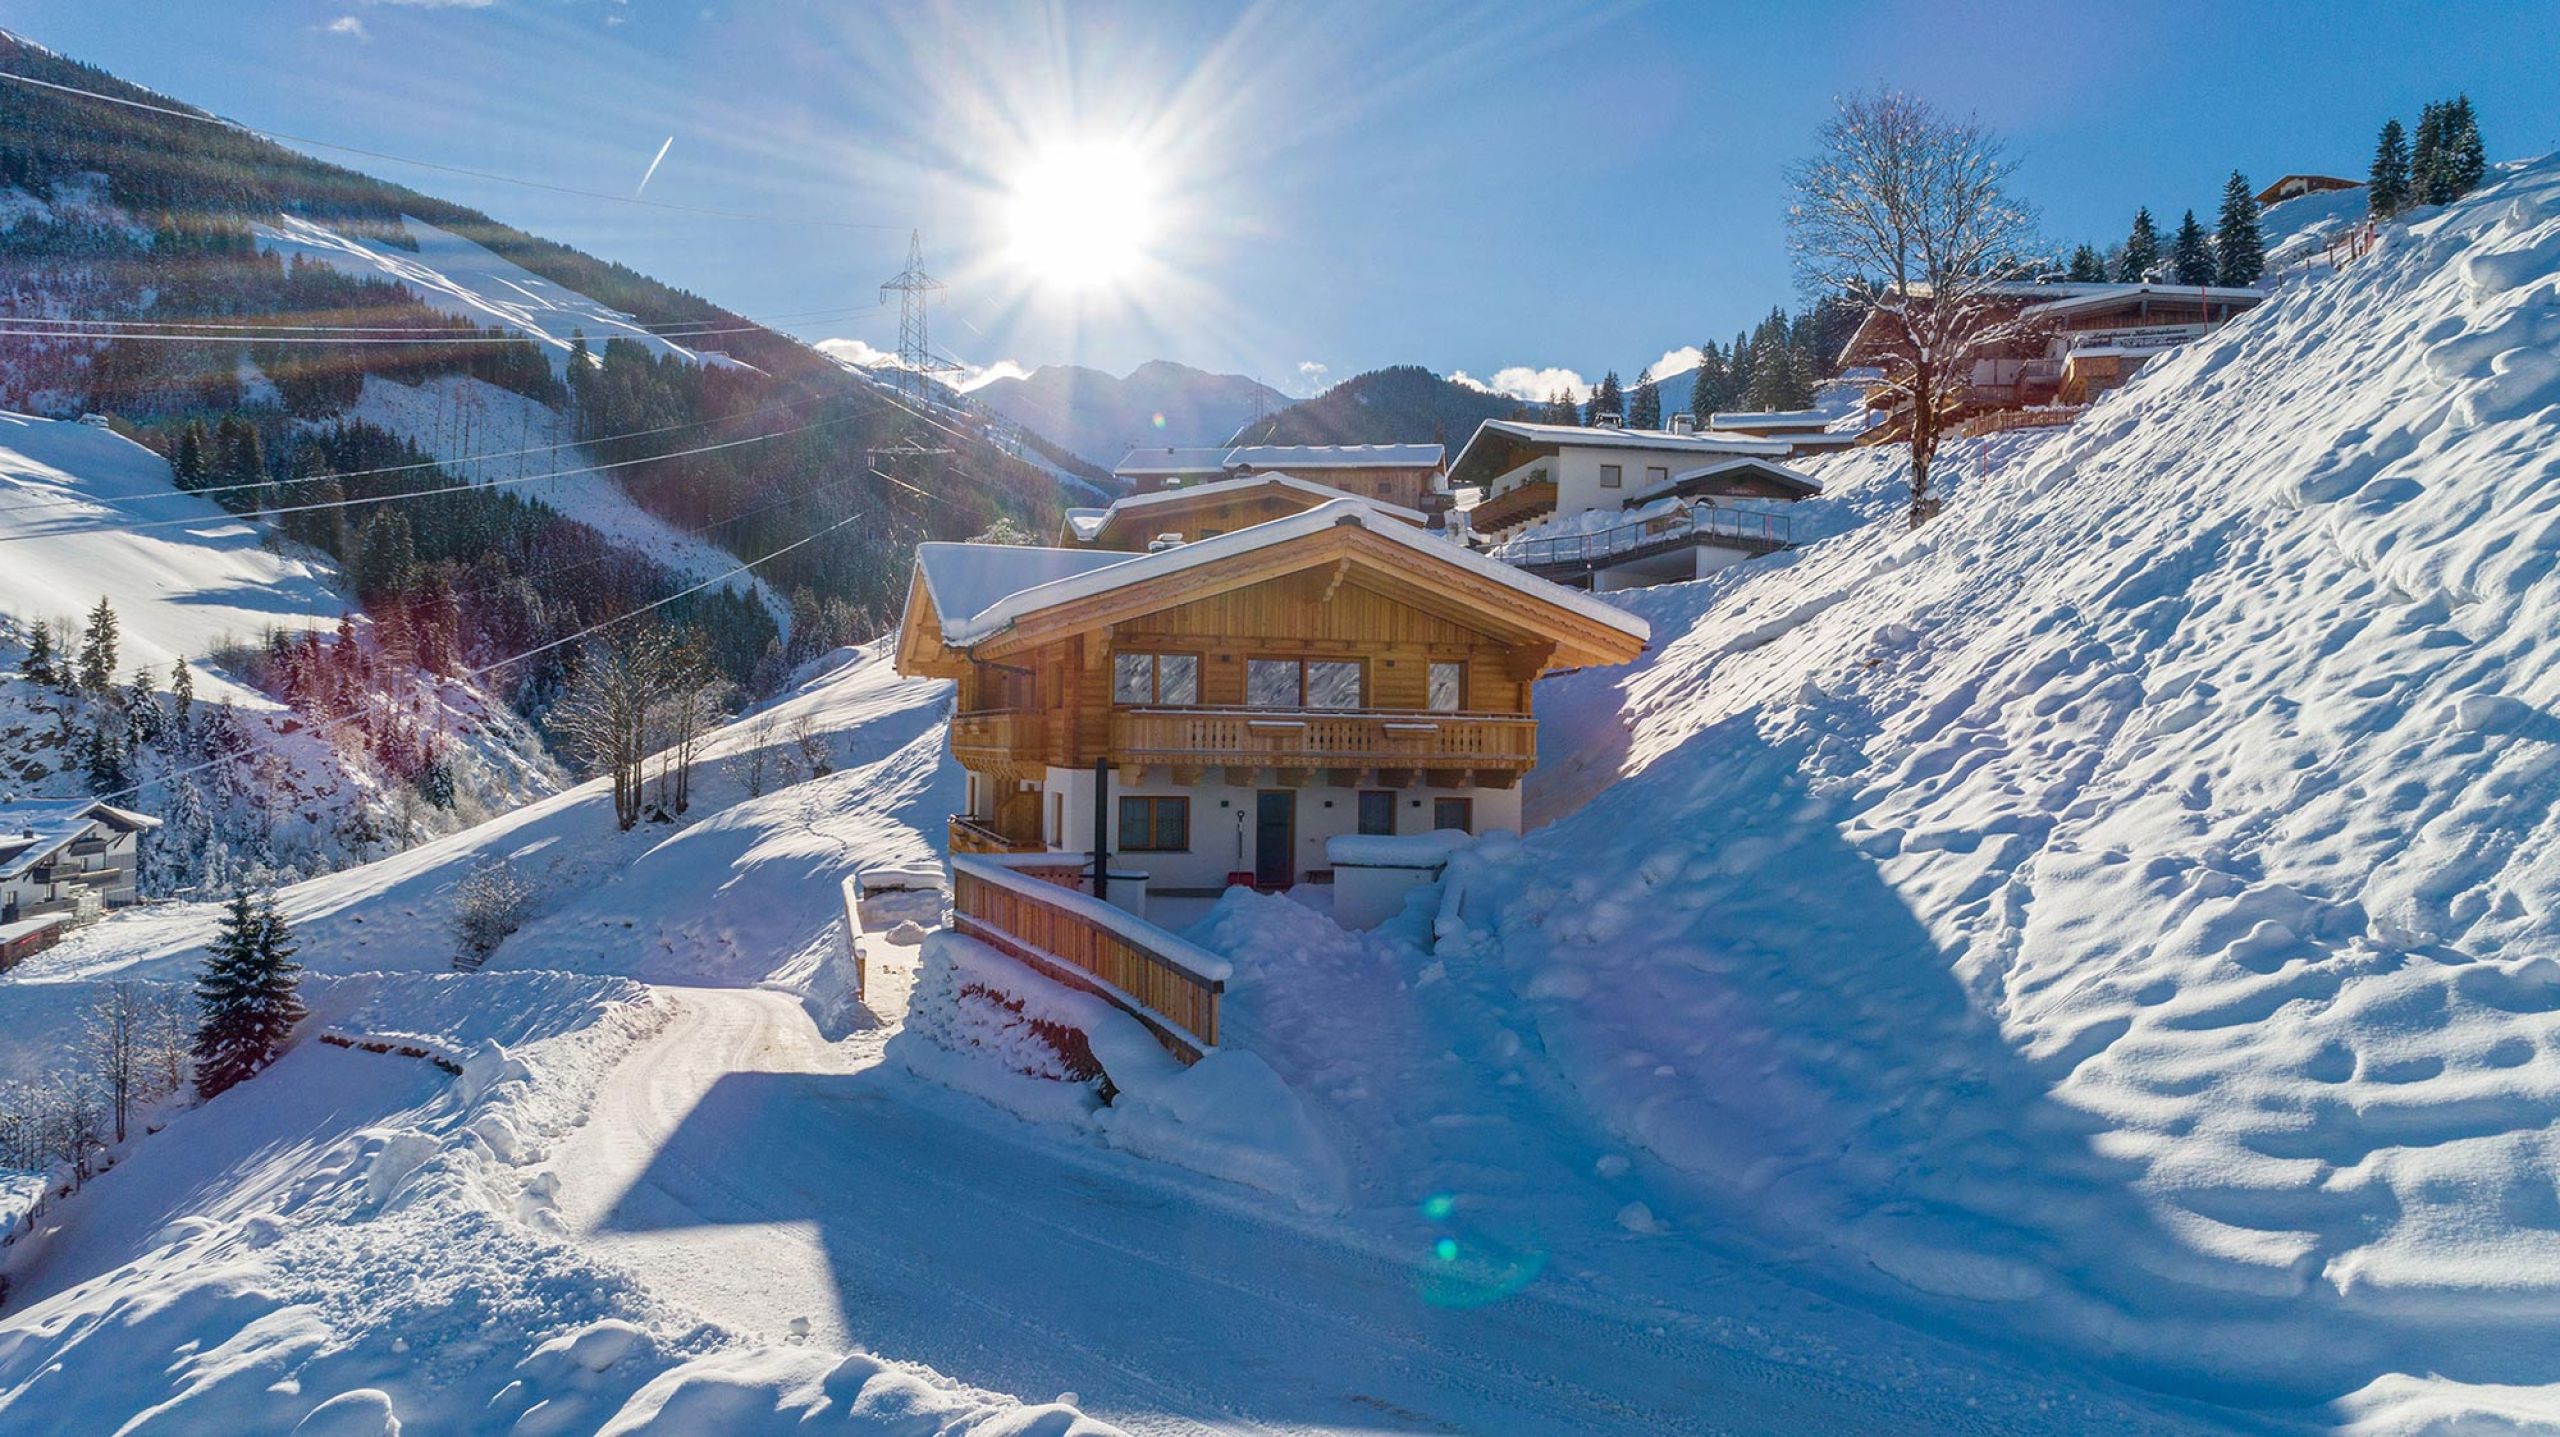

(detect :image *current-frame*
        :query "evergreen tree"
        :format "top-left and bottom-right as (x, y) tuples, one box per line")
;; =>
(2215, 172), (2264, 286)
(1628, 366), (1662, 429)
(2369, 117), (2411, 218)
(1588, 370), (1624, 426)
(2168, 210), (2214, 285)
(77, 596), (119, 694)
(19, 619), (53, 686)
(193, 892), (304, 1100)
(2442, 95), (2486, 201)
(1728, 329), (1755, 401)
(2066, 243), (2107, 282)
(2116, 208), (2162, 281)
(170, 657), (194, 732)
(2411, 101), (2447, 205)
(1688, 342), (1729, 422)
(172, 419), (210, 492)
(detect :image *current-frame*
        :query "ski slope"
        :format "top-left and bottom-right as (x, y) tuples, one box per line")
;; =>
(0, 410), (341, 706)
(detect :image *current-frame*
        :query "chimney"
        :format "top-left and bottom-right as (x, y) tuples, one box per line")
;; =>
(1595, 412), (1625, 429)
(1668, 413), (1698, 435)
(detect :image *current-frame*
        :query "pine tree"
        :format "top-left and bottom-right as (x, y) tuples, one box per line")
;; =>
(2443, 95), (2486, 201)
(1588, 370), (1624, 426)
(2368, 117), (2411, 219)
(172, 419), (209, 492)
(2066, 243), (2107, 282)
(2215, 172), (2265, 286)
(2411, 101), (2448, 205)
(193, 892), (305, 1100)
(19, 619), (53, 686)
(77, 596), (118, 694)
(2117, 208), (2162, 281)
(1688, 342), (1728, 422)
(2167, 211), (2213, 285)
(1628, 367), (1662, 429)
(171, 658), (194, 732)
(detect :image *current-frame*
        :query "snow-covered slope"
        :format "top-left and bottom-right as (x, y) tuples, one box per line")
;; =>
(1449, 154), (2560, 1423)
(260, 215), (740, 376)
(0, 411), (338, 707)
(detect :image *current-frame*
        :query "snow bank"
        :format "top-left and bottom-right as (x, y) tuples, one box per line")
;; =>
(1451, 152), (2560, 1411)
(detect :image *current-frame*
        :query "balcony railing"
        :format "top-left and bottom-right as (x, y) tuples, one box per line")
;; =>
(1111, 707), (1536, 772)
(949, 814), (1045, 855)
(951, 707), (1042, 765)
(1496, 504), (1794, 572)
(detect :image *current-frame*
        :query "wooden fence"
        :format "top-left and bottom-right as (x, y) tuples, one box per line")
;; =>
(949, 854), (1225, 1063)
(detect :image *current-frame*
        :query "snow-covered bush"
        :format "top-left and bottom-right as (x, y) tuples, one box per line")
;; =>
(451, 858), (539, 959)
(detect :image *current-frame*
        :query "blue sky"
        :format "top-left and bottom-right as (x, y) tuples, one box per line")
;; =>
(12, 1), (2560, 399)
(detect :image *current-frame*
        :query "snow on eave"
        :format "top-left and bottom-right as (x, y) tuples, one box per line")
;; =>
(1224, 443), (1446, 470)
(913, 542), (1133, 642)
(1091, 472), (1429, 527)
(939, 499), (1649, 650)
(1111, 446), (1234, 478)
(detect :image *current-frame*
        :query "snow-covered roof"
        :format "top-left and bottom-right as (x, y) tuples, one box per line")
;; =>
(2256, 173), (2362, 205)
(2020, 283), (2267, 321)
(1708, 410), (1830, 430)
(1112, 446), (1232, 478)
(1225, 444), (1444, 470)
(1063, 507), (1112, 542)
(927, 499), (1649, 650)
(1449, 419), (1792, 490)
(914, 543), (1130, 636)
(1088, 472), (1428, 527)
(0, 799), (160, 882)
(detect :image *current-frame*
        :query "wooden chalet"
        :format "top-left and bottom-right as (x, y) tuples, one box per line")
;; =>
(1109, 443), (1452, 514)
(2256, 173), (2361, 207)
(1059, 472), (1433, 551)
(897, 500), (1648, 893)
(1838, 280), (2267, 430)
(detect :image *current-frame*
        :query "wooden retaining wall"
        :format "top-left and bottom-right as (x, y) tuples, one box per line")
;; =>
(948, 855), (1224, 1063)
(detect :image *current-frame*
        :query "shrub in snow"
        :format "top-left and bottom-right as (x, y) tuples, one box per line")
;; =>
(452, 858), (539, 959)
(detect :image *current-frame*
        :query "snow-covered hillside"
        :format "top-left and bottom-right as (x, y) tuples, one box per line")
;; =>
(1454, 154), (2560, 1427)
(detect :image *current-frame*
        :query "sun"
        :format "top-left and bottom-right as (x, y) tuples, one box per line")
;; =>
(1003, 140), (1158, 292)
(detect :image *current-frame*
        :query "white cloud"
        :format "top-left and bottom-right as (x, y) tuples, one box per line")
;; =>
(956, 359), (1032, 393)
(323, 15), (370, 38)
(816, 338), (1031, 393)
(1452, 365), (1588, 403)
(1295, 360), (1330, 394)
(1645, 346), (1703, 381)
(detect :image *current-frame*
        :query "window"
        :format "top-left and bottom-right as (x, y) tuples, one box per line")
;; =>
(1427, 661), (1464, 713)
(1246, 658), (1364, 710)
(1646, 465), (1668, 489)
(1358, 791), (1396, 836)
(1433, 797), (1474, 834)
(1113, 652), (1198, 706)
(1118, 796), (1191, 852)
(1599, 463), (1622, 489)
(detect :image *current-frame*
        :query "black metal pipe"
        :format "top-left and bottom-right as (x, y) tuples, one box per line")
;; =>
(1090, 755), (1110, 902)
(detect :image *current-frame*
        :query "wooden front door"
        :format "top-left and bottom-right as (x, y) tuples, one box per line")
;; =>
(1255, 790), (1296, 889)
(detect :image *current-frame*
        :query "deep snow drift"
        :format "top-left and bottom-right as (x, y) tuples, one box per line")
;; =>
(1455, 156), (2560, 1425)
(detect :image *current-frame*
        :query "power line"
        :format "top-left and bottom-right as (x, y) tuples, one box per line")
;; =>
(0, 298), (888, 341)
(0, 68), (904, 233)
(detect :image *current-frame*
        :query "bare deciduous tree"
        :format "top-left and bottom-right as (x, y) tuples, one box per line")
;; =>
(724, 711), (779, 798)
(1788, 88), (2039, 528)
(549, 628), (670, 831)
(789, 713), (832, 779)
(452, 858), (539, 959)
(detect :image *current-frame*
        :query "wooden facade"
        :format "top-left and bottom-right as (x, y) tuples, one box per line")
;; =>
(1228, 461), (1443, 513)
(901, 510), (1648, 853)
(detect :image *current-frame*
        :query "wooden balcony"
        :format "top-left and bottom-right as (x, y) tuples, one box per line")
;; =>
(951, 707), (1046, 778)
(949, 814), (1045, 855)
(1469, 476), (1558, 533)
(1111, 707), (1536, 782)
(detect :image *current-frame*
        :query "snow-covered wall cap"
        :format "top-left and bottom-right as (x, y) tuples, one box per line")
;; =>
(1225, 443), (1445, 470)
(933, 498), (1651, 648)
(950, 853), (1233, 986)
(1327, 829), (1472, 868)
(1093, 471), (1429, 525)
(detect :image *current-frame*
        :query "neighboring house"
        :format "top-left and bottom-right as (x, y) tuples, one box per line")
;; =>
(1110, 443), (1452, 515)
(1705, 410), (1861, 461)
(0, 799), (161, 969)
(1448, 417), (1823, 591)
(896, 499), (1647, 893)
(1838, 280), (2268, 426)
(1060, 472), (1434, 550)
(2256, 173), (2362, 207)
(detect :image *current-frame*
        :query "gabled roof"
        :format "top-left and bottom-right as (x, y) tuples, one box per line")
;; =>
(909, 500), (1648, 668)
(1633, 456), (1823, 504)
(1225, 443), (1444, 470)
(1447, 418), (1791, 489)
(0, 799), (160, 882)
(2256, 173), (2361, 206)
(1070, 471), (1428, 543)
(1112, 446), (1232, 478)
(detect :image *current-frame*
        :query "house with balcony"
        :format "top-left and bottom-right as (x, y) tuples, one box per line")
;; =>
(0, 798), (160, 969)
(896, 499), (1647, 894)
(1111, 443), (1452, 516)
(1838, 280), (2267, 431)
(1059, 471), (1435, 551)
(1449, 417), (1823, 591)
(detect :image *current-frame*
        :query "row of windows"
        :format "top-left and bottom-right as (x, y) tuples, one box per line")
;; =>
(1115, 793), (1474, 851)
(1596, 463), (1672, 490)
(1113, 653), (1467, 712)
